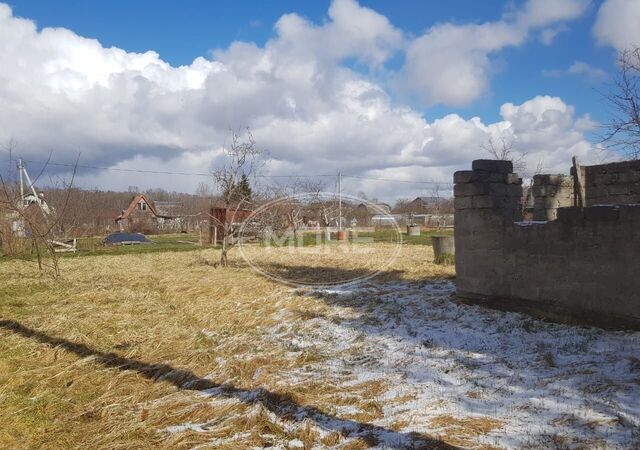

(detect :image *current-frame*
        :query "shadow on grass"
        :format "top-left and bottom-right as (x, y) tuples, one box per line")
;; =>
(254, 262), (410, 287)
(0, 319), (458, 450)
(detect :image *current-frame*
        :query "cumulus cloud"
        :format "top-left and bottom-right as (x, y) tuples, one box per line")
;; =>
(400, 0), (589, 106)
(0, 1), (606, 200)
(594, 0), (640, 51)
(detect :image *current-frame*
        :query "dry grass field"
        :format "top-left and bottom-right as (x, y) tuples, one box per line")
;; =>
(1, 243), (638, 449)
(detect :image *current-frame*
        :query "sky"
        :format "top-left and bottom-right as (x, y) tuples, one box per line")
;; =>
(1, 0), (639, 201)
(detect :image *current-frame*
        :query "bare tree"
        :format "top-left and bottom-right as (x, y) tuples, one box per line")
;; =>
(195, 181), (213, 198)
(602, 48), (640, 159)
(0, 155), (79, 277)
(266, 179), (318, 242)
(482, 134), (527, 173)
(211, 128), (264, 267)
(302, 181), (338, 228)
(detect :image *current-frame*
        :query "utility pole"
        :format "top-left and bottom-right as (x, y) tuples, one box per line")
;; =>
(18, 158), (24, 206)
(338, 171), (342, 230)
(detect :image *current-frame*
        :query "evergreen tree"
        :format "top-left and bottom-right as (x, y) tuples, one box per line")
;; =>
(237, 173), (252, 200)
(223, 173), (252, 203)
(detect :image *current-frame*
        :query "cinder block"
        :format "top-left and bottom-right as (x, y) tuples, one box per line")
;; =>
(557, 207), (584, 223)
(608, 160), (640, 173)
(584, 205), (620, 221)
(629, 184), (640, 195)
(532, 185), (547, 197)
(472, 159), (513, 174)
(533, 175), (546, 186)
(454, 197), (473, 210)
(506, 174), (521, 185)
(586, 186), (608, 199)
(557, 176), (574, 188)
(586, 197), (609, 206)
(619, 204), (640, 222)
(618, 171), (640, 184)
(454, 182), (489, 197)
(490, 183), (523, 197)
(608, 185), (630, 196)
(472, 195), (495, 209)
(602, 194), (640, 204)
(599, 173), (621, 185)
(453, 170), (474, 184)
(543, 198), (560, 208)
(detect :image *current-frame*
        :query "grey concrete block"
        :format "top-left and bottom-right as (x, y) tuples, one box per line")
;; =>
(608, 185), (630, 196)
(629, 184), (640, 195)
(584, 205), (620, 221)
(506, 173), (522, 185)
(472, 159), (513, 174)
(618, 171), (640, 183)
(454, 182), (489, 197)
(453, 170), (474, 184)
(619, 204), (640, 222)
(532, 186), (547, 196)
(534, 174), (573, 186)
(490, 183), (522, 197)
(454, 197), (473, 210)
(557, 207), (584, 223)
(586, 186), (608, 199)
(472, 195), (495, 209)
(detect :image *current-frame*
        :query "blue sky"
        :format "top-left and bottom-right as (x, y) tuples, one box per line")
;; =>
(1, 0), (638, 199)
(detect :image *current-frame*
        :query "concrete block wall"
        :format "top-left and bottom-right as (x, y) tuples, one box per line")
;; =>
(583, 160), (640, 206)
(453, 160), (523, 223)
(454, 159), (640, 330)
(532, 174), (574, 221)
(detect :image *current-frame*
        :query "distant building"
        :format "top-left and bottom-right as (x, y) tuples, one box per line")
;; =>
(406, 196), (446, 213)
(356, 202), (391, 215)
(353, 202), (392, 226)
(115, 194), (184, 233)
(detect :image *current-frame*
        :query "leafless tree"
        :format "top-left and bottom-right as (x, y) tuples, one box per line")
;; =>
(602, 48), (640, 159)
(0, 154), (79, 277)
(302, 181), (339, 228)
(482, 134), (527, 173)
(211, 128), (264, 267)
(265, 179), (321, 241)
(195, 181), (213, 198)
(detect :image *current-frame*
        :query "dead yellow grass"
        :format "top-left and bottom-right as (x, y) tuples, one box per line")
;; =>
(0, 243), (453, 449)
(429, 414), (504, 448)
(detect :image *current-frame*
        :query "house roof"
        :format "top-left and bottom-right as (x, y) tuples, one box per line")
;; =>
(153, 201), (184, 218)
(413, 196), (446, 204)
(357, 202), (391, 214)
(116, 194), (159, 221)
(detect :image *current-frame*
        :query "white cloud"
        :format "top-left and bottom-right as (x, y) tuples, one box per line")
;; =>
(499, 95), (602, 172)
(0, 1), (607, 201)
(567, 61), (607, 81)
(542, 61), (607, 82)
(594, 0), (640, 51)
(400, 0), (589, 106)
(538, 24), (569, 45)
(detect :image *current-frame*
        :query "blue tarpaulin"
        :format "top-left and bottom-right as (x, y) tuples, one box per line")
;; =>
(104, 232), (151, 245)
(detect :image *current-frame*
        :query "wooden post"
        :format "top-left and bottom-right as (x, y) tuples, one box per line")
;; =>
(572, 156), (585, 207)
(208, 206), (214, 245)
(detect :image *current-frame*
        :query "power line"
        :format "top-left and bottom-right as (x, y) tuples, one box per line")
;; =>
(343, 174), (451, 185)
(12, 159), (336, 178)
(0, 158), (451, 185)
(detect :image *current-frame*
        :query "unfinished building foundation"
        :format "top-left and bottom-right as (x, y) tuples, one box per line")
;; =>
(454, 159), (640, 330)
